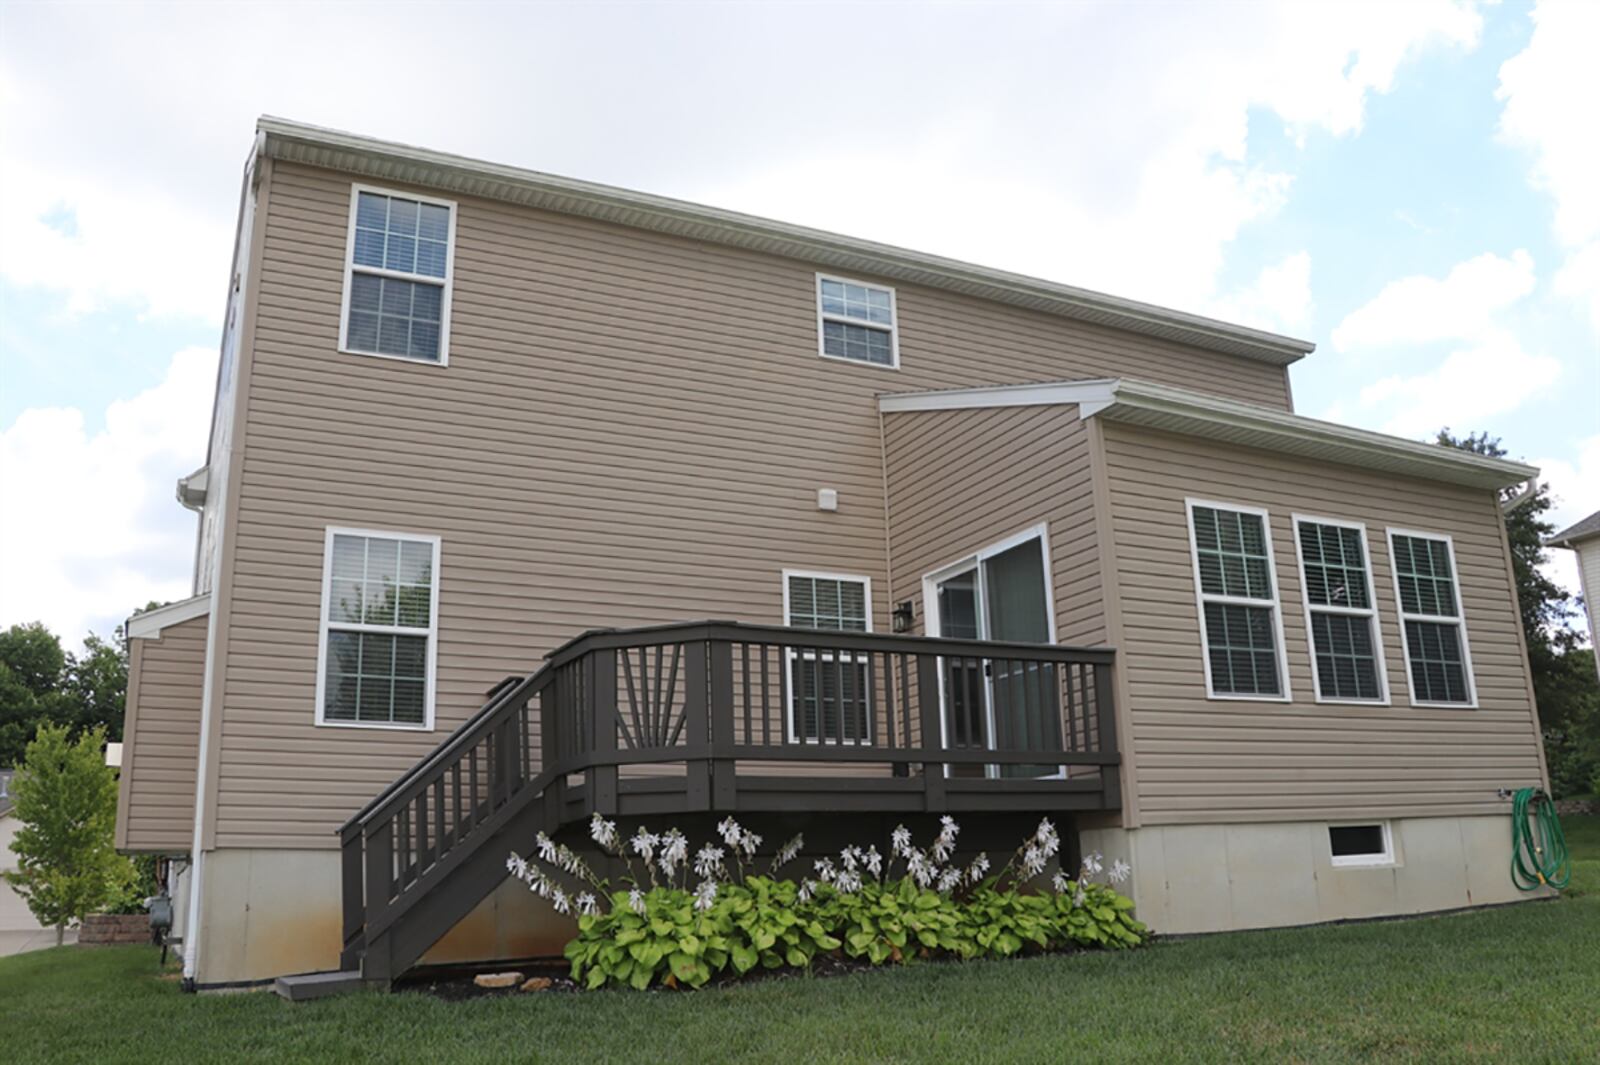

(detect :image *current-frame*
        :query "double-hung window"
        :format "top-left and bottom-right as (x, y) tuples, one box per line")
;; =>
(783, 571), (874, 743)
(341, 186), (455, 364)
(1388, 529), (1476, 707)
(816, 275), (898, 367)
(317, 528), (440, 729)
(1293, 517), (1387, 703)
(1186, 500), (1289, 699)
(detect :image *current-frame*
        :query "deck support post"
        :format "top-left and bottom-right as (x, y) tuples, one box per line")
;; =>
(917, 653), (946, 810)
(1094, 662), (1121, 810)
(683, 641), (711, 810)
(707, 639), (737, 809)
(588, 647), (619, 815)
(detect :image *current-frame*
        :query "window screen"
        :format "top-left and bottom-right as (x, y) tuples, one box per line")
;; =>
(1189, 504), (1284, 697)
(322, 532), (436, 726)
(344, 190), (452, 362)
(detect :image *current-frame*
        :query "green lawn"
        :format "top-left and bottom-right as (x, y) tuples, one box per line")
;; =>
(4, 816), (1597, 1065)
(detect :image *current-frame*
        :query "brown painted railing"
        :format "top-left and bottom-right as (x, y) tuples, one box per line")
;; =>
(338, 621), (1118, 978)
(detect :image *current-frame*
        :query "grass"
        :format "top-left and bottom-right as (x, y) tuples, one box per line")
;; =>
(3, 816), (1597, 1065)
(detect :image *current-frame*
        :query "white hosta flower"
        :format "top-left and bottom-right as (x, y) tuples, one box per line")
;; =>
(966, 852), (990, 883)
(1035, 818), (1060, 858)
(717, 816), (743, 848)
(775, 834), (804, 869)
(628, 888), (646, 915)
(694, 844), (726, 880)
(891, 825), (912, 856)
(659, 830), (689, 878)
(1082, 851), (1104, 877)
(576, 892), (600, 917)
(864, 846), (883, 878)
(907, 852), (935, 888)
(507, 853), (529, 880)
(693, 880), (718, 911)
(1051, 871), (1071, 894)
(556, 845), (583, 876)
(1109, 858), (1132, 884)
(739, 829), (763, 856)
(814, 857), (837, 883)
(630, 827), (659, 864)
(797, 879), (816, 903)
(551, 887), (570, 915)
(589, 814), (619, 851)
(937, 868), (962, 894)
(1022, 845), (1046, 878)
(932, 816), (960, 862)
(535, 833), (558, 865)
(1073, 885), (1087, 907)
(840, 846), (860, 872)
(835, 869), (863, 895)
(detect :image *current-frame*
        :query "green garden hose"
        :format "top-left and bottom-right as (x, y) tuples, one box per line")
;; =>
(1509, 787), (1570, 891)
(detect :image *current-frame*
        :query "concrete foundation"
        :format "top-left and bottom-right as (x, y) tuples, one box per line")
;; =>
(191, 847), (574, 986)
(1080, 814), (1551, 934)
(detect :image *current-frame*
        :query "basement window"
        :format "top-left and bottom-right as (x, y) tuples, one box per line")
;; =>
(816, 275), (898, 368)
(1328, 823), (1394, 867)
(340, 185), (456, 364)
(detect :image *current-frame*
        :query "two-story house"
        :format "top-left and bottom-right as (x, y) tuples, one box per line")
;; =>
(115, 118), (1549, 991)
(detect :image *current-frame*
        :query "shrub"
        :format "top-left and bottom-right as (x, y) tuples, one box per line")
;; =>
(510, 814), (1148, 990)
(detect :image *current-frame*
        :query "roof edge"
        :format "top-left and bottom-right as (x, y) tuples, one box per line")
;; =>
(255, 116), (1314, 368)
(878, 377), (1538, 490)
(127, 595), (211, 640)
(1548, 510), (1600, 549)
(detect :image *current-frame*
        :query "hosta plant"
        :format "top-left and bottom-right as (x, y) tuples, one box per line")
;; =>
(508, 813), (1147, 990)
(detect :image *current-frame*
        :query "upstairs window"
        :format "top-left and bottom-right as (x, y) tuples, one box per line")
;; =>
(317, 528), (440, 729)
(341, 186), (455, 364)
(1186, 501), (1288, 699)
(1294, 517), (1387, 703)
(783, 571), (873, 743)
(1388, 530), (1476, 706)
(816, 275), (898, 368)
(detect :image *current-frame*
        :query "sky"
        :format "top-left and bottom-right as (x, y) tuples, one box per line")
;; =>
(0, 0), (1596, 651)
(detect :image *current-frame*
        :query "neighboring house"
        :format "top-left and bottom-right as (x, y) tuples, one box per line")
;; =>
(116, 117), (1551, 991)
(1548, 510), (1600, 685)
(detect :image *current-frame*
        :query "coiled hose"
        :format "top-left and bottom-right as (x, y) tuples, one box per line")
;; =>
(1510, 786), (1570, 891)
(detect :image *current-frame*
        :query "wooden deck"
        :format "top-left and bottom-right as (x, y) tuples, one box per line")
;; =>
(338, 621), (1120, 982)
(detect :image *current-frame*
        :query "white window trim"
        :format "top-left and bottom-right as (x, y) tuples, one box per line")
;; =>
(814, 273), (900, 370)
(314, 526), (442, 731)
(1385, 526), (1479, 709)
(1185, 498), (1292, 702)
(1328, 821), (1396, 868)
(1291, 514), (1390, 706)
(338, 183), (457, 367)
(781, 568), (875, 745)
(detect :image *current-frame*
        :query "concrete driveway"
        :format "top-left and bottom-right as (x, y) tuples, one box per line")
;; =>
(0, 927), (78, 956)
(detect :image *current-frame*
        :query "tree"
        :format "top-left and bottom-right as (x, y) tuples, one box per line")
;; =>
(1439, 430), (1600, 794)
(63, 632), (129, 742)
(0, 623), (74, 768)
(2, 724), (136, 945)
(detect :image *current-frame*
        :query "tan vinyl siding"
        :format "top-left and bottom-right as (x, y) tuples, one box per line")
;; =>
(212, 161), (1292, 848)
(1100, 422), (1544, 825)
(882, 404), (1103, 645)
(117, 614), (207, 853)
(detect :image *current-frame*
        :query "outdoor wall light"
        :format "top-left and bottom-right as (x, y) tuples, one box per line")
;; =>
(892, 601), (915, 633)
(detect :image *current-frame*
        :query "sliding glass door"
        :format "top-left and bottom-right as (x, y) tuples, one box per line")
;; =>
(927, 527), (1061, 778)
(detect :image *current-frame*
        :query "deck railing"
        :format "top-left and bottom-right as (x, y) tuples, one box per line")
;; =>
(338, 621), (1118, 975)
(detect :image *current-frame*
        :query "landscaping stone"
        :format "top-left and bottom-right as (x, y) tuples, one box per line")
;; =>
(520, 976), (554, 992)
(473, 972), (524, 989)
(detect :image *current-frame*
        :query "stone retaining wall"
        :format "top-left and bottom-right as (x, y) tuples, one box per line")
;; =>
(78, 913), (152, 946)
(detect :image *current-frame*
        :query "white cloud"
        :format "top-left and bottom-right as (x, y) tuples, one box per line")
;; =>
(1331, 250), (1536, 351)
(1355, 329), (1561, 437)
(1498, 1), (1600, 342)
(0, 348), (214, 645)
(1207, 251), (1314, 335)
(1497, 0), (1600, 248)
